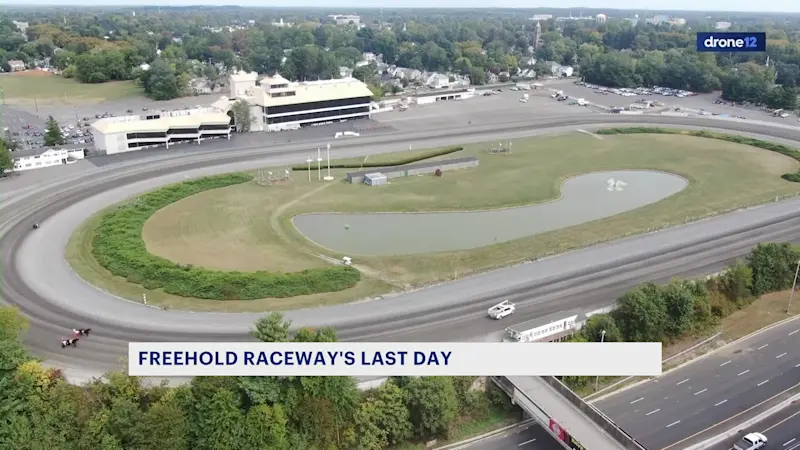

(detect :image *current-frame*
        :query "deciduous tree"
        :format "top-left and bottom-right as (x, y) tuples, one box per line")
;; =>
(405, 377), (458, 439)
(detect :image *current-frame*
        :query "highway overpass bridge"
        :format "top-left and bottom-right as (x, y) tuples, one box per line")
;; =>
(492, 376), (648, 450)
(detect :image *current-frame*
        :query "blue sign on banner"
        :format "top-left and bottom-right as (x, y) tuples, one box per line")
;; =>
(696, 32), (766, 52)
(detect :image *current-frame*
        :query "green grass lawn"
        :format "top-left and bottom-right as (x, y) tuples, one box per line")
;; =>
(66, 131), (800, 311)
(0, 72), (143, 105)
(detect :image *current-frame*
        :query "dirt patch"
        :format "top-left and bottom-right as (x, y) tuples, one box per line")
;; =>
(15, 70), (53, 77)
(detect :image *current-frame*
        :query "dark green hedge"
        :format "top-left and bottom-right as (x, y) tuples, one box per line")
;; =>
(91, 173), (360, 300)
(291, 146), (464, 171)
(596, 127), (800, 182)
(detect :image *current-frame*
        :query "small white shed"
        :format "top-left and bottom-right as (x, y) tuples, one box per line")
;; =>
(364, 172), (387, 186)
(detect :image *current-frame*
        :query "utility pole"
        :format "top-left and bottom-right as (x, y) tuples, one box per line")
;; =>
(594, 330), (606, 392)
(788, 260), (800, 314)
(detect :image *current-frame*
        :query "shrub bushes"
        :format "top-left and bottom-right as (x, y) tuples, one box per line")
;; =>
(291, 146), (464, 171)
(596, 127), (800, 182)
(91, 173), (360, 300)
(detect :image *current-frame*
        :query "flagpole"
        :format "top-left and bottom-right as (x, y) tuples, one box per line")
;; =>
(323, 143), (333, 181)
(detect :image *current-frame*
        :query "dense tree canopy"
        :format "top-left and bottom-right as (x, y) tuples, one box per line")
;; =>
(2, 7), (800, 105)
(0, 310), (519, 450)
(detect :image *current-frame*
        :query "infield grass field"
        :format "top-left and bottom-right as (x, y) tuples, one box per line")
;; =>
(0, 72), (142, 105)
(66, 132), (800, 311)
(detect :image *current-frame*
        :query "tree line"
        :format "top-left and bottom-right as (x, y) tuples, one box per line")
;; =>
(4, 8), (800, 105)
(562, 242), (800, 391)
(0, 309), (519, 450)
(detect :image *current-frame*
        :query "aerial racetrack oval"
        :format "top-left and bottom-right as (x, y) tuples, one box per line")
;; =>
(73, 126), (796, 306)
(4, 115), (800, 376)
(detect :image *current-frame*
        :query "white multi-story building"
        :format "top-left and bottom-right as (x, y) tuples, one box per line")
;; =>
(329, 14), (361, 26)
(91, 107), (232, 155)
(11, 145), (87, 172)
(227, 71), (374, 132)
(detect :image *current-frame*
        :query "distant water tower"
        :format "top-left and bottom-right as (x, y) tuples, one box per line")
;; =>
(596, 14), (607, 23)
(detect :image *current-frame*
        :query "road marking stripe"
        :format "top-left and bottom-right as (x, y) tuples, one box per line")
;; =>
(630, 397), (644, 404)
(666, 420), (681, 428)
(646, 409), (660, 416)
(738, 370), (750, 376)
(784, 438), (797, 447)
(788, 444), (800, 450)
(790, 330), (799, 336)
(694, 389), (708, 396)
(661, 381), (800, 450)
(778, 352), (787, 358)
(757, 380), (769, 387)
(763, 409), (800, 433)
(714, 399), (727, 406)
(677, 379), (689, 385)
(758, 344), (769, 350)
(720, 360), (731, 367)
(518, 438), (536, 446)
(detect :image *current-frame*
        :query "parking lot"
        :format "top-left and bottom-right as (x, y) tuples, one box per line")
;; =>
(3, 93), (225, 150)
(374, 83), (595, 132)
(555, 81), (800, 126)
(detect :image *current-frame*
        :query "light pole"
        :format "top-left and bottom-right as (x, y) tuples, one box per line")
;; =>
(788, 260), (800, 314)
(324, 142), (333, 181)
(595, 330), (606, 392)
(306, 157), (313, 182)
(316, 148), (322, 181)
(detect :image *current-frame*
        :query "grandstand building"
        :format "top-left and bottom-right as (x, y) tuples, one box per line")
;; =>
(227, 71), (373, 132)
(89, 72), (373, 155)
(91, 107), (233, 155)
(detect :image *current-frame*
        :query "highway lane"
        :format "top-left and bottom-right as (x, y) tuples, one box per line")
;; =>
(708, 400), (800, 450)
(462, 422), (565, 450)
(3, 114), (800, 378)
(595, 317), (800, 450)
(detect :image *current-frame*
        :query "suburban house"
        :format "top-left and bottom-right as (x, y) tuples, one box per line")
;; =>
(518, 68), (536, 79)
(8, 60), (26, 72)
(390, 67), (422, 81)
(339, 66), (354, 78)
(546, 61), (574, 77)
(422, 72), (451, 89)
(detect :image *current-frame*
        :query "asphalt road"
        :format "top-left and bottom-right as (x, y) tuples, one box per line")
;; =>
(3, 113), (800, 384)
(595, 318), (800, 450)
(463, 421), (565, 450)
(708, 400), (800, 450)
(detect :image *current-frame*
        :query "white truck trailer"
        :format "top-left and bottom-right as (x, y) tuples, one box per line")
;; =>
(488, 300), (516, 319)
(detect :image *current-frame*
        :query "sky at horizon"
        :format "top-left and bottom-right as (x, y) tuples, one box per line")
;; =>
(6, 1), (800, 14)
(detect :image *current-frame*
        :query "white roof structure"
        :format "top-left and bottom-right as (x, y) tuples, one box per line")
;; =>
(91, 107), (230, 135)
(229, 72), (373, 109)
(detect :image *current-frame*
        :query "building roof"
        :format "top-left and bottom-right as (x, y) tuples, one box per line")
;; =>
(416, 88), (470, 98)
(260, 74), (290, 86)
(91, 109), (231, 135)
(229, 70), (258, 83)
(252, 77), (373, 108)
(347, 156), (477, 178)
(11, 143), (90, 159)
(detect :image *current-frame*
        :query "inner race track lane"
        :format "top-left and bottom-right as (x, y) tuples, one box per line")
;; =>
(3, 115), (800, 382)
